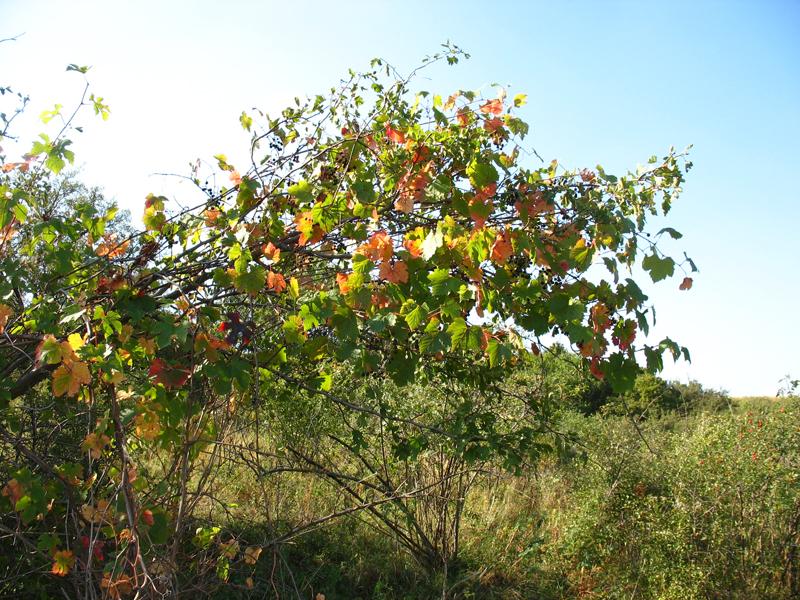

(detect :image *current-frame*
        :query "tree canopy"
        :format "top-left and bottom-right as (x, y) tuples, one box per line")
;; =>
(0, 46), (693, 596)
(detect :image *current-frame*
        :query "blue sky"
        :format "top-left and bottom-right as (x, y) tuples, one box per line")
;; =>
(2, 0), (798, 395)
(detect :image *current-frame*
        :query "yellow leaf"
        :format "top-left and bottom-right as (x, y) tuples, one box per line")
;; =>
(138, 337), (156, 355)
(81, 433), (111, 459)
(118, 324), (134, 343)
(81, 499), (112, 524)
(103, 369), (124, 385)
(67, 333), (85, 351)
(135, 407), (161, 441)
(289, 277), (300, 300)
(244, 546), (262, 565)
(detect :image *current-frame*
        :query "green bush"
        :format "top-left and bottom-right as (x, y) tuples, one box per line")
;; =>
(536, 402), (800, 599)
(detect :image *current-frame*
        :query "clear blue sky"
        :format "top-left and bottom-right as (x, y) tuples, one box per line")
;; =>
(2, 0), (798, 396)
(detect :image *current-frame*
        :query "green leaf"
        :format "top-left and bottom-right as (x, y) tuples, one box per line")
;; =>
(236, 177), (259, 207)
(36, 336), (63, 365)
(466, 160), (498, 189)
(147, 510), (169, 544)
(657, 227), (683, 240)
(642, 253), (675, 282)
(447, 318), (467, 350)
(231, 265), (266, 296)
(604, 353), (639, 393)
(644, 346), (664, 373)
(40, 104), (62, 124)
(404, 304), (426, 331)
(352, 178), (376, 203)
(428, 269), (461, 296)
(387, 352), (417, 386)
(288, 180), (313, 203)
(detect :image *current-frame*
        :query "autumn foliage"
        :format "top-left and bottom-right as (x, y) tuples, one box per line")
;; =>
(0, 46), (694, 597)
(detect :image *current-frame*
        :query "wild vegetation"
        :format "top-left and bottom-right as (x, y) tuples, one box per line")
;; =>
(2, 46), (796, 599)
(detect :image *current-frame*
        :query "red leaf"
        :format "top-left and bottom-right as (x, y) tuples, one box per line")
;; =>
(148, 358), (190, 389)
(385, 124), (406, 144)
(141, 509), (155, 526)
(483, 117), (504, 133)
(590, 357), (605, 380)
(679, 277), (693, 290)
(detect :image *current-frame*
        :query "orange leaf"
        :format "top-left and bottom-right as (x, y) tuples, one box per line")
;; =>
(679, 277), (693, 290)
(336, 273), (352, 294)
(294, 211), (314, 241)
(263, 241), (281, 262)
(95, 234), (131, 259)
(51, 550), (75, 577)
(52, 361), (91, 397)
(590, 303), (611, 334)
(490, 230), (513, 264)
(378, 260), (408, 284)
(97, 275), (126, 293)
(403, 238), (423, 258)
(203, 207), (222, 226)
(443, 92), (460, 111)
(357, 230), (394, 262)
(479, 99), (503, 115)
(385, 123), (406, 144)
(300, 224), (324, 246)
(456, 108), (471, 127)
(1, 478), (23, 505)
(371, 292), (391, 309)
(0, 223), (18, 246)
(411, 145), (430, 164)
(135, 408), (161, 441)
(100, 573), (133, 599)
(0, 304), (12, 334)
(395, 167), (431, 213)
(142, 509), (155, 526)
(468, 196), (493, 229)
(514, 190), (549, 220)
(194, 332), (231, 362)
(475, 285), (485, 318)
(267, 270), (287, 293)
